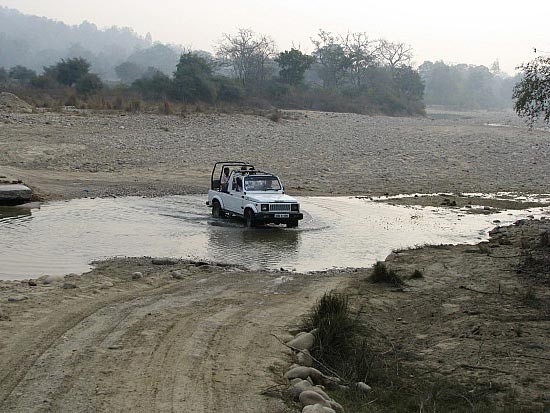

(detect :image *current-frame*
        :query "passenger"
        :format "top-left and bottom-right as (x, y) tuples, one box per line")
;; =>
(220, 167), (230, 192)
(235, 177), (243, 192)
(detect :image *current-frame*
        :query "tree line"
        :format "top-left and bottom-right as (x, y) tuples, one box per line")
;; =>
(1, 28), (425, 116)
(418, 60), (519, 109)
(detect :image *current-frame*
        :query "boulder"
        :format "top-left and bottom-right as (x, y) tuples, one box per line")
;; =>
(299, 391), (331, 408)
(303, 405), (336, 413)
(289, 379), (313, 400)
(297, 349), (313, 367)
(285, 366), (312, 380)
(288, 332), (315, 351)
(329, 400), (344, 413)
(0, 184), (33, 206)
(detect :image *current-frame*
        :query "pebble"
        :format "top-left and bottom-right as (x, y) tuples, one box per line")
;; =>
(354, 382), (372, 393)
(132, 272), (143, 280)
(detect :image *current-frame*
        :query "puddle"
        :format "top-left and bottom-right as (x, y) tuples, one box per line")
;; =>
(1, 195), (549, 279)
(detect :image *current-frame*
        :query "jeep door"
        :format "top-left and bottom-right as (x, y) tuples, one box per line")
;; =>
(224, 177), (245, 215)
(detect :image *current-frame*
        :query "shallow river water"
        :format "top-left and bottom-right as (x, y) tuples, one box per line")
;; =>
(0, 195), (549, 279)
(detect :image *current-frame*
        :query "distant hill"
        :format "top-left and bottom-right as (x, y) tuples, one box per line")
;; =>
(0, 6), (159, 80)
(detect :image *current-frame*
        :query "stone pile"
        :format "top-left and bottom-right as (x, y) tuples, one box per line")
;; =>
(282, 328), (373, 413)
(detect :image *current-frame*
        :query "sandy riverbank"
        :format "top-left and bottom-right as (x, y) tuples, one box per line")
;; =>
(1, 109), (549, 200)
(1, 107), (549, 411)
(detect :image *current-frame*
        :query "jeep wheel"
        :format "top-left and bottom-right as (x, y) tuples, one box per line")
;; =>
(212, 200), (225, 218)
(286, 220), (299, 228)
(245, 210), (256, 228)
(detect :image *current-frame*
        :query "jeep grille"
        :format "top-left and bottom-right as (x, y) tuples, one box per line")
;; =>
(269, 204), (291, 212)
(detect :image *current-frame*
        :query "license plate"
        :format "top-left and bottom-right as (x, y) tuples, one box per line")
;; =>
(275, 214), (289, 218)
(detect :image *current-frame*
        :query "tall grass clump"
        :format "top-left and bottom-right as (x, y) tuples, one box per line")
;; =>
(302, 292), (368, 380)
(370, 262), (404, 287)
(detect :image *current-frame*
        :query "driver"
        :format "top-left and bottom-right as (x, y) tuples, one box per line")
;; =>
(235, 177), (243, 192)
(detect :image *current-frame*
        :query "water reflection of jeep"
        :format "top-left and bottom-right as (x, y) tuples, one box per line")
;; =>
(206, 162), (304, 228)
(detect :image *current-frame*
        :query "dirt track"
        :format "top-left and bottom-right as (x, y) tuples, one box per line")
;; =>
(0, 260), (349, 412)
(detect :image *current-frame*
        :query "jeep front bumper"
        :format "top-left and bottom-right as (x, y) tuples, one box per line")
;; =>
(254, 212), (303, 224)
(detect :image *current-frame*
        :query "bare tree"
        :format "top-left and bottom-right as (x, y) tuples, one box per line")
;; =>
(311, 30), (351, 88)
(340, 32), (380, 87)
(217, 28), (276, 92)
(378, 40), (412, 68)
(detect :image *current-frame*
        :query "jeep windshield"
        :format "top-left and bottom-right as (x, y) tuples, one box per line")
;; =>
(244, 175), (282, 191)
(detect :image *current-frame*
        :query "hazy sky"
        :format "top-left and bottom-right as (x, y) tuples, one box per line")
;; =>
(1, 0), (549, 74)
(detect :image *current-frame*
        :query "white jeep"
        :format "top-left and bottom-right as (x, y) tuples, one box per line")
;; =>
(207, 162), (303, 228)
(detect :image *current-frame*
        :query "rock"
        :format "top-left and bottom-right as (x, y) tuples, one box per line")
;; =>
(132, 272), (143, 280)
(303, 405), (336, 413)
(0, 184), (33, 205)
(152, 258), (177, 265)
(171, 270), (185, 279)
(0, 311), (10, 321)
(288, 332), (315, 351)
(308, 368), (330, 385)
(28, 280), (37, 287)
(310, 386), (332, 401)
(285, 366), (312, 380)
(8, 295), (27, 302)
(328, 400), (344, 413)
(107, 344), (123, 350)
(299, 390), (331, 408)
(297, 349), (313, 367)
(63, 282), (77, 289)
(289, 379), (313, 400)
(354, 382), (372, 393)
(43, 274), (64, 284)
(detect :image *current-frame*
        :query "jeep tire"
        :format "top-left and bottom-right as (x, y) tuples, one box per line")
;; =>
(212, 200), (225, 218)
(245, 210), (256, 228)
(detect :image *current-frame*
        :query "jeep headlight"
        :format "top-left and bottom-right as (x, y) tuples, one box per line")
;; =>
(291, 204), (299, 212)
(261, 204), (269, 212)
